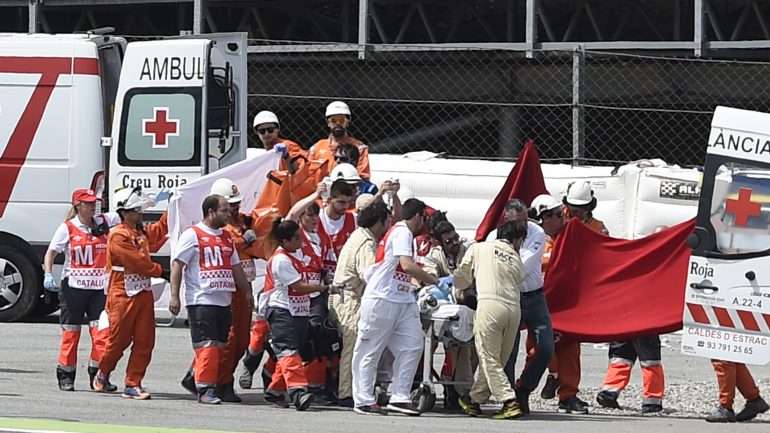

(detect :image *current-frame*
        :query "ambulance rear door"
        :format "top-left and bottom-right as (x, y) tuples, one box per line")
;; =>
(682, 106), (770, 365)
(107, 33), (247, 212)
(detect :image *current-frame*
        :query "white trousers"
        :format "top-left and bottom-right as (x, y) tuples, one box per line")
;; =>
(352, 297), (423, 406)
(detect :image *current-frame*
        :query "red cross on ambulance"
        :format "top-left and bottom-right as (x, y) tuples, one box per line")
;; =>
(725, 187), (762, 227)
(142, 107), (179, 148)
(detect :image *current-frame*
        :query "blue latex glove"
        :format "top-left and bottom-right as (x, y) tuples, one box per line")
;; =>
(427, 286), (451, 302)
(242, 229), (257, 245)
(274, 143), (288, 158)
(43, 272), (58, 291)
(154, 189), (172, 203)
(438, 275), (454, 289)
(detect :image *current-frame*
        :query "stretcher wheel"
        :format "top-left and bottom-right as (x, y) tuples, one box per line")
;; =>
(411, 384), (436, 412)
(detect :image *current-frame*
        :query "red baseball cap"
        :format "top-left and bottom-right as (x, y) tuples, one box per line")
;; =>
(72, 188), (99, 205)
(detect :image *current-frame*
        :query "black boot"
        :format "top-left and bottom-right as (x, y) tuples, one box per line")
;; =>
(87, 366), (98, 391)
(56, 366), (75, 392)
(217, 382), (242, 403)
(238, 351), (263, 390)
(181, 368), (197, 396)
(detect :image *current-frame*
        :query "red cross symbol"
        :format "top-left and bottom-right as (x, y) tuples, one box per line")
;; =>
(142, 107), (179, 148)
(725, 187), (762, 227)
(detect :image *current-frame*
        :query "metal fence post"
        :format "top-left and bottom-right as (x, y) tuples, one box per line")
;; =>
(572, 46), (585, 165)
(358, 0), (370, 60)
(28, 0), (39, 33)
(193, 0), (207, 34)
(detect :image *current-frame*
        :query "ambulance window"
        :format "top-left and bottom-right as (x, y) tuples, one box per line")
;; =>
(118, 88), (201, 167)
(710, 162), (770, 254)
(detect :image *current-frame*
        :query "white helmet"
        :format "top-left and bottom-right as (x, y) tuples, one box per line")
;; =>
(210, 178), (242, 204)
(252, 110), (279, 129)
(325, 100), (351, 118)
(114, 186), (145, 211)
(563, 180), (596, 207)
(330, 163), (361, 184)
(530, 194), (562, 218)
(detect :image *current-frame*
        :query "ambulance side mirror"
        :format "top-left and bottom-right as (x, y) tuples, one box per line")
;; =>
(101, 137), (113, 148)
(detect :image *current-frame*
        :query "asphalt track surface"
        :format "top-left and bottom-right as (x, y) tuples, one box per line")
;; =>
(2, 319), (770, 433)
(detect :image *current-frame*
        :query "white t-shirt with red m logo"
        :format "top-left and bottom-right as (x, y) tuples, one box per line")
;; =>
(363, 221), (417, 304)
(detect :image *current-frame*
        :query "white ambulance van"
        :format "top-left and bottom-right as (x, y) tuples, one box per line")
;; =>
(682, 106), (770, 364)
(0, 31), (248, 321)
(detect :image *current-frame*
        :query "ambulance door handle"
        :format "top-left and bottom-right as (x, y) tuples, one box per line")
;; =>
(690, 283), (718, 291)
(745, 271), (756, 281)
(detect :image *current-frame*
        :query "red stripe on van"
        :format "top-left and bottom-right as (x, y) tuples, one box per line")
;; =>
(736, 309), (761, 332)
(0, 56), (98, 217)
(712, 306), (736, 328)
(686, 303), (710, 325)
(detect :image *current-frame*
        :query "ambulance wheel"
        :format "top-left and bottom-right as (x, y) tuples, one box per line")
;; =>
(0, 245), (40, 322)
(411, 384), (436, 413)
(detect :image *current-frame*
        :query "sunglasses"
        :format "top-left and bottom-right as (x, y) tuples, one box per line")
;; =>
(256, 127), (276, 135)
(442, 235), (460, 245)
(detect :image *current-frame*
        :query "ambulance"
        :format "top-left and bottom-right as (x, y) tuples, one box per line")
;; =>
(682, 106), (770, 364)
(0, 30), (248, 321)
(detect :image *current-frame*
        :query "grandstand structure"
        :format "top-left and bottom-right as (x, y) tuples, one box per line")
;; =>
(5, 1), (770, 165)
(3, 1), (770, 58)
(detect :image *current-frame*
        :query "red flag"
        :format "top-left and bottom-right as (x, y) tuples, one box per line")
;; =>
(543, 218), (695, 342)
(474, 140), (548, 241)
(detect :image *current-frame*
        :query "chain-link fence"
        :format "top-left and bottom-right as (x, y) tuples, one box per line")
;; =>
(247, 41), (770, 167)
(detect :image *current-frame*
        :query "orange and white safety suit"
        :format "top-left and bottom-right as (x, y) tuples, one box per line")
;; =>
(98, 213), (167, 388)
(308, 135), (370, 180)
(711, 360), (761, 410)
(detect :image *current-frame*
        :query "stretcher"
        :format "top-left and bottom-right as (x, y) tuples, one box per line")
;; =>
(410, 287), (475, 412)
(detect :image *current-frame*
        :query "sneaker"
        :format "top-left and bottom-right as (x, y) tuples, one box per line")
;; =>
(122, 386), (151, 400)
(541, 374), (559, 400)
(180, 370), (197, 396)
(736, 397), (770, 422)
(264, 392), (290, 408)
(92, 371), (117, 393)
(386, 402), (421, 416)
(575, 397), (590, 408)
(515, 386), (531, 415)
(354, 404), (389, 415)
(198, 387), (222, 405)
(56, 367), (75, 392)
(217, 382), (242, 403)
(458, 395), (482, 417)
(295, 392), (314, 411)
(558, 397), (589, 414)
(596, 390), (621, 409)
(641, 403), (663, 414)
(492, 400), (523, 420)
(705, 405), (736, 423)
(87, 367), (98, 391)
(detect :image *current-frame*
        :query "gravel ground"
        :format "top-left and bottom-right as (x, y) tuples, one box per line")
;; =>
(2, 320), (770, 433)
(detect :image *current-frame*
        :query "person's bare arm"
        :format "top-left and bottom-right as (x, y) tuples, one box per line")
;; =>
(399, 256), (438, 286)
(168, 259), (185, 315)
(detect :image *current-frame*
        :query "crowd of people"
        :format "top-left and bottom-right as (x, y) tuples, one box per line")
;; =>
(42, 101), (769, 422)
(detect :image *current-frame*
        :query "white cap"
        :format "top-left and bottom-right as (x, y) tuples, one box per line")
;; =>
(253, 110), (279, 128)
(325, 100), (351, 118)
(330, 163), (361, 184)
(114, 187), (145, 211)
(530, 194), (562, 217)
(210, 178), (242, 204)
(355, 193), (375, 211)
(563, 181), (595, 206)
